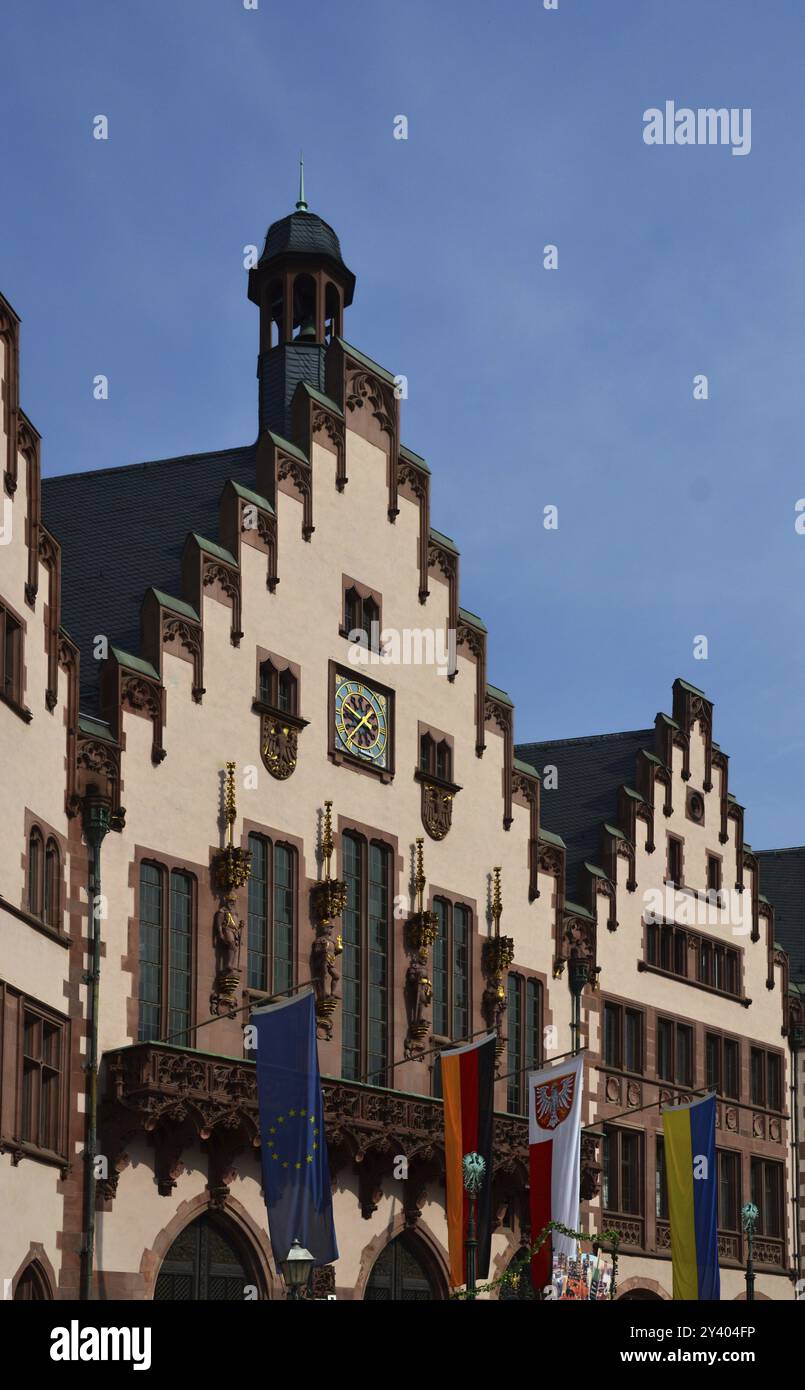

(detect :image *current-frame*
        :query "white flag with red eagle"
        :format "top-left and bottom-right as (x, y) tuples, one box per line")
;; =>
(528, 1054), (585, 1291)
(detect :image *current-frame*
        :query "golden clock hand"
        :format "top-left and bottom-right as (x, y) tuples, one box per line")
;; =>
(345, 710), (373, 748)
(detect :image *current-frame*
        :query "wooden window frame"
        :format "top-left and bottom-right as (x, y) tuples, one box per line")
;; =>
(246, 833), (297, 996)
(603, 999), (644, 1076)
(0, 600), (23, 710)
(506, 972), (544, 1115)
(666, 834), (684, 886)
(750, 1157), (784, 1239)
(18, 999), (67, 1161)
(340, 831), (392, 1086)
(602, 1125), (644, 1218)
(340, 576), (383, 653)
(137, 862), (196, 1044)
(656, 1016), (693, 1087)
(430, 895), (472, 1046)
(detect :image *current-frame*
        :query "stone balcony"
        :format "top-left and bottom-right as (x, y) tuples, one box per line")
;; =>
(99, 1041), (530, 1221)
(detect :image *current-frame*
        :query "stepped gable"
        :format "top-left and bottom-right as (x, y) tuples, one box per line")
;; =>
(755, 846), (805, 982)
(516, 727), (652, 895)
(42, 444), (256, 711)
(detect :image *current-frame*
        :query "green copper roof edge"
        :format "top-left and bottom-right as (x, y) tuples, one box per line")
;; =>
(486, 682), (513, 706)
(336, 337), (397, 385)
(77, 714), (118, 743)
(266, 431), (309, 464)
(429, 527), (458, 553)
(676, 677), (707, 698)
(400, 444), (430, 473)
(226, 481), (274, 513)
(149, 589), (200, 622)
(110, 648), (160, 680)
(584, 861), (609, 879)
(190, 533), (238, 566)
(298, 382), (344, 418)
(458, 607), (487, 631)
(513, 757), (540, 778)
(539, 828), (566, 849)
(603, 822), (627, 839)
(564, 900), (594, 920)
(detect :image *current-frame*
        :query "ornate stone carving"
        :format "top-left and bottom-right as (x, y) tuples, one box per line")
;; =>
(481, 869), (515, 1063)
(420, 779), (453, 840)
(580, 1133), (602, 1201)
(210, 764), (250, 1015)
(403, 841), (439, 1058)
(163, 615), (204, 702)
(202, 559), (243, 644)
(260, 713), (298, 780)
(121, 673), (165, 764)
(277, 455), (314, 539)
(310, 802), (345, 1039)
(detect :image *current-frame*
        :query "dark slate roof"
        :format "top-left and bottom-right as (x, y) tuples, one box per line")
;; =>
(261, 211), (344, 264)
(259, 212), (355, 302)
(515, 729), (653, 896)
(755, 847), (805, 983)
(42, 444), (256, 713)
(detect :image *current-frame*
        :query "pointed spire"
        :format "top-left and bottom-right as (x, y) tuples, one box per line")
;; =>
(296, 154), (308, 212)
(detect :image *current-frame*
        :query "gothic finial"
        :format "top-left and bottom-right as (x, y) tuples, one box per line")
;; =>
(225, 762), (237, 848)
(492, 866), (502, 936)
(322, 800), (334, 878)
(296, 154), (308, 212)
(415, 837), (426, 913)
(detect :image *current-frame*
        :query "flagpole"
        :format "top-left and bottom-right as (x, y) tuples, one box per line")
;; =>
(462, 1153), (486, 1299)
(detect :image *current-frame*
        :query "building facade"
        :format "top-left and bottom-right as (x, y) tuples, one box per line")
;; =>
(0, 194), (799, 1301)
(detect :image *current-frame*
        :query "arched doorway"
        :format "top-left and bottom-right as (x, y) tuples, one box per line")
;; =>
(364, 1231), (446, 1301)
(14, 1261), (51, 1300)
(154, 1211), (265, 1300)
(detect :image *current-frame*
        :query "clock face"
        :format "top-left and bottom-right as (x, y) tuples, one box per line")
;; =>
(334, 675), (390, 769)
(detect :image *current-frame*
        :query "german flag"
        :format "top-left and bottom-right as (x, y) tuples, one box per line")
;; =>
(440, 1033), (496, 1288)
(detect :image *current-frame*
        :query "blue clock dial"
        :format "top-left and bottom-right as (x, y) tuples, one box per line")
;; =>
(334, 677), (389, 767)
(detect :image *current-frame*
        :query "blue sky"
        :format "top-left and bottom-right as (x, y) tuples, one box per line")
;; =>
(1, 0), (804, 850)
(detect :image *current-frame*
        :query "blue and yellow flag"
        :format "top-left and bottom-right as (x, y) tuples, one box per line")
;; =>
(252, 988), (338, 1268)
(662, 1093), (720, 1300)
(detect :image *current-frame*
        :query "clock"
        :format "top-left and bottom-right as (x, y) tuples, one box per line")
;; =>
(333, 674), (391, 771)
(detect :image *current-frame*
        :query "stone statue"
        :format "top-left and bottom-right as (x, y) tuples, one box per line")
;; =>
(213, 895), (242, 973)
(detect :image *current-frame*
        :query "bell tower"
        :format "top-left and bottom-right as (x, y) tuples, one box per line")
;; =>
(248, 161), (356, 437)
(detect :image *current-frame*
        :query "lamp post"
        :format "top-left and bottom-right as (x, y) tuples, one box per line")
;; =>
(281, 1239), (315, 1301)
(741, 1202), (758, 1303)
(463, 1152), (486, 1298)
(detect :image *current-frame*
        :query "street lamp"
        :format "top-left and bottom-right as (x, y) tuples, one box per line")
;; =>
(281, 1239), (315, 1300)
(741, 1202), (758, 1303)
(463, 1152), (486, 1298)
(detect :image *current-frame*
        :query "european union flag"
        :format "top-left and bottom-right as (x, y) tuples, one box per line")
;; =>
(252, 988), (338, 1267)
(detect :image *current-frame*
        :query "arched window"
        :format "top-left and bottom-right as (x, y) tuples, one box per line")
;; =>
(44, 839), (60, 929)
(154, 1212), (265, 1301)
(343, 586), (381, 651)
(292, 273), (317, 341)
(259, 658), (298, 714)
(14, 1260), (52, 1301)
(324, 281), (341, 345)
(28, 827), (44, 918)
(265, 277), (283, 349)
(247, 835), (296, 994)
(364, 1232), (446, 1301)
(138, 863), (194, 1043)
(341, 832), (390, 1085)
(418, 733), (453, 782)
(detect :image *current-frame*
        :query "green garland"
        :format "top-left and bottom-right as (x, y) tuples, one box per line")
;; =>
(451, 1220), (622, 1300)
